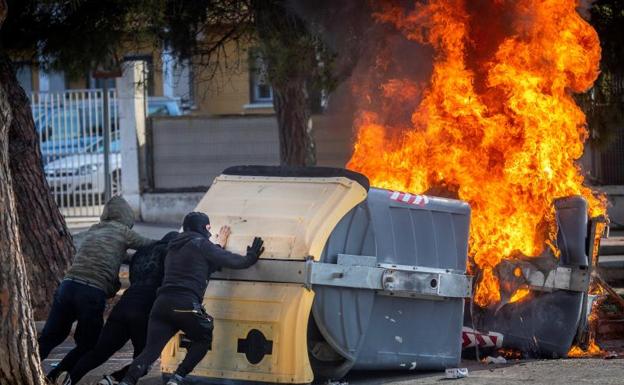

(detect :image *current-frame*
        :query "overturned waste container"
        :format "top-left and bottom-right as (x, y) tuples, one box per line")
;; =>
(463, 196), (602, 358)
(160, 166), (472, 383)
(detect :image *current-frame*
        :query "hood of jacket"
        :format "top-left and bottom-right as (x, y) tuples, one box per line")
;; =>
(168, 231), (204, 252)
(100, 196), (135, 228)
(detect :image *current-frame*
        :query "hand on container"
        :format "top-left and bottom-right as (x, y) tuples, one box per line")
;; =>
(246, 237), (265, 262)
(215, 225), (231, 248)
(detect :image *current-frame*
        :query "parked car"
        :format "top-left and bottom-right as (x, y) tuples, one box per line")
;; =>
(33, 95), (182, 164)
(44, 140), (121, 200)
(147, 96), (183, 116)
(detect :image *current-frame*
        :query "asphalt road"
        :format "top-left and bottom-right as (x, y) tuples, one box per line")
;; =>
(42, 342), (624, 385)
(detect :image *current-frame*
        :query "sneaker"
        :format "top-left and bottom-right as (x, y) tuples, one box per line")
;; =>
(54, 372), (71, 385)
(166, 374), (185, 385)
(98, 375), (118, 385)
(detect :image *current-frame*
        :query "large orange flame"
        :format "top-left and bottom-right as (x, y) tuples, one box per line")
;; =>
(347, 0), (606, 306)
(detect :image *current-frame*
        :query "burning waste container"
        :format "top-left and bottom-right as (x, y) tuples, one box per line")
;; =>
(462, 196), (603, 358)
(160, 166), (472, 383)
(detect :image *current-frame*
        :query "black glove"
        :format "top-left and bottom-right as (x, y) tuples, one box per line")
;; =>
(246, 237), (265, 262)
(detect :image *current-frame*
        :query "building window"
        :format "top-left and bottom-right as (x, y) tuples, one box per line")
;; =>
(39, 69), (66, 92)
(15, 62), (33, 94)
(88, 76), (116, 90)
(249, 51), (273, 105)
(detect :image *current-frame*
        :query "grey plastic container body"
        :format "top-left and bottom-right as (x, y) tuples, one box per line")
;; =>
(311, 188), (471, 374)
(467, 196), (589, 358)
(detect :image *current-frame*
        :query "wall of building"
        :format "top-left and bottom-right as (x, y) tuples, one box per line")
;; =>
(190, 41), (274, 116)
(17, 39), (275, 117)
(147, 114), (354, 191)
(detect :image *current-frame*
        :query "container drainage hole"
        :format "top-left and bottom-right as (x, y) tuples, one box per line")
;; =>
(237, 329), (273, 364)
(430, 279), (438, 288)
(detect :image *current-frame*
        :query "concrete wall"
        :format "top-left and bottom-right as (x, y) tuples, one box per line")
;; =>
(150, 115), (281, 189)
(596, 186), (624, 228)
(141, 192), (205, 224)
(149, 114), (354, 191)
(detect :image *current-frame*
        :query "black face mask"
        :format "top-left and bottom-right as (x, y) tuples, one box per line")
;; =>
(182, 212), (211, 239)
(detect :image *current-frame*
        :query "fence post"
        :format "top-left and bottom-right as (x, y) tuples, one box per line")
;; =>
(103, 81), (112, 201)
(116, 61), (147, 217)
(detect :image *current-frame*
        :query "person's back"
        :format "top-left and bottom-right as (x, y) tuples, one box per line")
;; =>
(66, 196), (155, 297)
(157, 231), (221, 300)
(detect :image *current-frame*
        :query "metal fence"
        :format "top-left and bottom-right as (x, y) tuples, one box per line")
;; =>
(32, 89), (121, 217)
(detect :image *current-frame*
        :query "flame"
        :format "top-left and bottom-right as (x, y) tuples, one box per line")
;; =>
(568, 340), (603, 358)
(569, 279), (608, 357)
(347, 0), (606, 306)
(497, 348), (523, 360)
(509, 287), (531, 304)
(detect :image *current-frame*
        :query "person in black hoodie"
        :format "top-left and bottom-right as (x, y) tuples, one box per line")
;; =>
(119, 212), (264, 385)
(56, 231), (181, 385)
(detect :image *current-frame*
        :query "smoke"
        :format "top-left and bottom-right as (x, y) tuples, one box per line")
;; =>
(289, 0), (434, 147)
(576, 0), (596, 20)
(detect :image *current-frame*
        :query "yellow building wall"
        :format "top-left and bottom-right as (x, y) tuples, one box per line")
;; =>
(192, 41), (274, 116)
(16, 39), (275, 116)
(67, 78), (85, 90)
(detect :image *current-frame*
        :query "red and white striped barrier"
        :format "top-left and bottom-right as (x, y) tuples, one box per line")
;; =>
(462, 326), (503, 349)
(388, 191), (430, 207)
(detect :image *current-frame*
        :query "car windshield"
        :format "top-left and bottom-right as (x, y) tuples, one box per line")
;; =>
(35, 100), (119, 141)
(87, 138), (121, 153)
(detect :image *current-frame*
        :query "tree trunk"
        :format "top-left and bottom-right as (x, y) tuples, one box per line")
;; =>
(273, 79), (316, 166)
(0, 38), (47, 385)
(0, 52), (74, 320)
(252, 0), (317, 167)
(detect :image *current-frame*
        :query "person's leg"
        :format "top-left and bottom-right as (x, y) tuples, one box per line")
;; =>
(171, 304), (214, 379)
(49, 284), (106, 378)
(128, 303), (150, 357)
(120, 298), (178, 385)
(38, 281), (76, 360)
(68, 314), (129, 384)
(110, 300), (151, 382)
(109, 364), (130, 383)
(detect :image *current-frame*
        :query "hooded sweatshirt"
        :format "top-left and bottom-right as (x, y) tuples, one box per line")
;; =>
(158, 231), (258, 302)
(128, 231), (179, 289)
(65, 196), (155, 297)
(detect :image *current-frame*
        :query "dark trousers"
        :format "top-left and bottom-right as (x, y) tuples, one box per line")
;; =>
(38, 280), (107, 379)
(68, 286), (156, 384)
(121, 293), (213, 385)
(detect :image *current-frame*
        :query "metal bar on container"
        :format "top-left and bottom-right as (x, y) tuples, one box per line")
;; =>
(211, 259), (473, 299)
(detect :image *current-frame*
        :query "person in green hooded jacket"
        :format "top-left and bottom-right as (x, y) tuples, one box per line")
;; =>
(39, 196), (155, 382)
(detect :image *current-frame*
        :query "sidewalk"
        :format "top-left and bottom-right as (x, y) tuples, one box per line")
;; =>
(67, 218), (178, 238)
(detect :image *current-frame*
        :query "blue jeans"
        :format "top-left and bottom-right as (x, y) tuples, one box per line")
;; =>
(38, 279), (106, 379)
